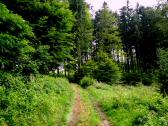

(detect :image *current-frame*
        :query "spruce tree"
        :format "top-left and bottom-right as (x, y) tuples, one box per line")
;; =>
(94, 2), (121, 57)
(69, 0), (93, 70)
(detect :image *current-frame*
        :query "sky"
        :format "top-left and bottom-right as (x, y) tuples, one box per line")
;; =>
(85, 0), (158, 12)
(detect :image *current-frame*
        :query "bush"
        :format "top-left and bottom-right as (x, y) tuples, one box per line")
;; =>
(83, 52), (121, 84)
(122, 72), (154, 86)
(80, 77), (96, 88)
(158, 49), (168, 95)
(95, 52), (122, 84)
(141, 73), (153, 86)
(133, 115), (148, 125)
(122, 72), (141, 85)
(72, 69), (85, 83)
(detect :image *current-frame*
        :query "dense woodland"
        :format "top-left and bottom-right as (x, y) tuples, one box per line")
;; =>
(0, 0), (168, 125)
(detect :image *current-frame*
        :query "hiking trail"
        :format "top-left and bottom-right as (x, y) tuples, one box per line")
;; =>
(68, 84), (112, 126)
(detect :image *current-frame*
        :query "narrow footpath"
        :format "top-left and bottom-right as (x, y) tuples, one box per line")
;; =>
(68, 84), (111, 126)
(94, 102), (112, 126)
(68, 85), (82, 126)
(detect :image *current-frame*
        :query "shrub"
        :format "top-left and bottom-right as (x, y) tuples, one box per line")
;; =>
(141, 73), (153, 86)
(95, 52), (122, 84)
(158, 49), (168, 95)
(133, 115), (148, 125)
(122, 72), (141, 85)
(80, 76), (96, 88)
(72, 68), (85, 83)
(83, 52), (121, 84)
(122, 72), (154, 86)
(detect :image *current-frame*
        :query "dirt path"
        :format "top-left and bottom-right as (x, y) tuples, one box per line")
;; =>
(95, 103), (112, 126)
(68, 84), (111, 126)
(68, 85), (82, 126)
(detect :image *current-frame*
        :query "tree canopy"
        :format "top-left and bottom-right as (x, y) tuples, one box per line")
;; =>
(0, 0), (168, 91)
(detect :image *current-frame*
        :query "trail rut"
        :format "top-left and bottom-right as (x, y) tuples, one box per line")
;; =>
(95, 103), (112, 126)
(68, 84), (112, 126)
(68, 85), (82, 126)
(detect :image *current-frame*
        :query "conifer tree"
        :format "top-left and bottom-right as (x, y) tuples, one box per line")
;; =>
(94, 2), (121, 57)
(69, 0), (93, 70)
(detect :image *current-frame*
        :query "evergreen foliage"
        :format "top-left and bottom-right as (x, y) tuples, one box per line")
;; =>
(94, 2), (121, 56)
(83, 52), (121, 84)
(158, 49), (168, 95)
(69, 0), (93, 70)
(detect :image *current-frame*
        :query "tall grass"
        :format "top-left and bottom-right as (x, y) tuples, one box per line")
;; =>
(88, 83), (168, 126)
(0, 74), (74, 126)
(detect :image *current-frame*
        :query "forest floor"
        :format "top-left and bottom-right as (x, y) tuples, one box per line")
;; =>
(68, 84), (111, 126)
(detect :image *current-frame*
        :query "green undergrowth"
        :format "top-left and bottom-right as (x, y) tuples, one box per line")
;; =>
(79, 77), (96, 88)
(87, 83), (168, 126)
(73, 85), (101, 126)
(0, 73), (74, 126)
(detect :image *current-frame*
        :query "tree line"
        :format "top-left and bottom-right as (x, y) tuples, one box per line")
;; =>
(0, 0), (168, 93)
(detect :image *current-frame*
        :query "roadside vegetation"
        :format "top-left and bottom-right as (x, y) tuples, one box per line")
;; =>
(0, 73), (74, 126)
(88, 83), (168, 126)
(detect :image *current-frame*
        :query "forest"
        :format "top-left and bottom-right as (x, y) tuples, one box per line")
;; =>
(0, 0), (168, 126)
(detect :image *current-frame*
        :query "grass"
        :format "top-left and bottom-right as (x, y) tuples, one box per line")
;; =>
(87, 83), (168, 126)
(0, 74), (74, 126)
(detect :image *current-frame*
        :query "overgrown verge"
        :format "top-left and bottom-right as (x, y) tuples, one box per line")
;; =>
(88, 83), (168, 126)
(0, 73), (74, 126)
